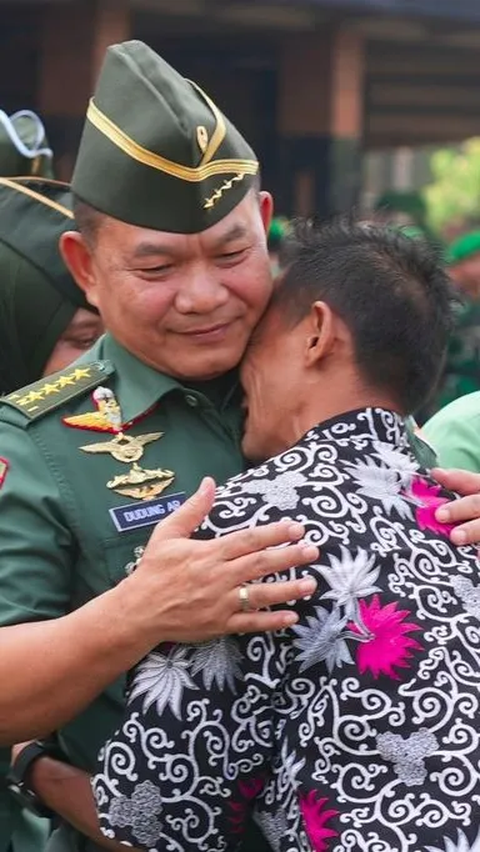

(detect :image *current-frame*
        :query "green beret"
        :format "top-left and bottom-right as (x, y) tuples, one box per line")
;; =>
(446, 231), (480, 265)
(72, 41), (259, 234)
(0, 110), (53, 178)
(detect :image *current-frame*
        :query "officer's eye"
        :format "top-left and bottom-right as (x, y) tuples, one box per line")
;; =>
(217, 248), (247, 262)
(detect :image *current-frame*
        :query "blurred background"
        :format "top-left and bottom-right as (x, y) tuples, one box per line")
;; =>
(2, 0), (480, 228)
(4, 0), (480, 417)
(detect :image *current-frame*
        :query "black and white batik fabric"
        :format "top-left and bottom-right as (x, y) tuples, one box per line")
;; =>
(94, 408), (480, 852)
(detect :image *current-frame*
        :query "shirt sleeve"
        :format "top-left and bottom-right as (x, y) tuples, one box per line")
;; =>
(423, 410), (480, 473)
(0, 418), (75, 625)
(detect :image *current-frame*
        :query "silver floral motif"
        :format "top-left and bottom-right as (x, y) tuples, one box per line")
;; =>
(319, 546), (381, 622)
(190, 637), (243, 692)
(292, 606), (353, 673)
(346, 456), (413, 518)
(255, 805), (289, 852)
(373, 440), (419, 479)
(239, 470), (308, 511)
(107, 780), (163, 846)
(128, 646), (197, 718)
(377, 729), (439, 786)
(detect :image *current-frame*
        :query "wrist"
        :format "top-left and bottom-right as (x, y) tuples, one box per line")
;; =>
(109, 572), (166, 656)
(7, 740), (70, 819)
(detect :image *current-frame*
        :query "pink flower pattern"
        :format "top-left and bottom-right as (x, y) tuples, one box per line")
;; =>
(407, 476), (456, 536)
(351, 595), (423, 679)
(299, 792), (339, 851)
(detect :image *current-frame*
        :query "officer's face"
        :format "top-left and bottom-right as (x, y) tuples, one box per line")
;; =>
(63, 190), (273, 380)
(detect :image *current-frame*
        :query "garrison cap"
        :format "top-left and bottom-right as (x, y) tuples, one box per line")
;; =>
(0, 110), (53, 178)
(0, 176), (92, 311)
(0, 178), (97, 392)
(72, 40), (259, 234)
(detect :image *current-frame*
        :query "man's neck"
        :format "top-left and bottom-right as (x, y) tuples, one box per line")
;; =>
(294, 377), (402, 443)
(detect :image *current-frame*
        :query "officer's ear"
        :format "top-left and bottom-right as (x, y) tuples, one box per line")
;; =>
(258, 191), (273, 236)
(59, 231), (100, 310)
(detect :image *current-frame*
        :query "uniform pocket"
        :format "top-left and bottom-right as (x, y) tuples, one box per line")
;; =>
(101, 528), (152, 586)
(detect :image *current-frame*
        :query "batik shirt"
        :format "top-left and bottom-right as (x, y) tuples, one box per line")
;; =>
(94, 407), (480, 852)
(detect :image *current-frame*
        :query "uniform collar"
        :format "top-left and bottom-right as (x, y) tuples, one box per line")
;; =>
(79, 333), (183, 423)
(81, 333), (240, 424)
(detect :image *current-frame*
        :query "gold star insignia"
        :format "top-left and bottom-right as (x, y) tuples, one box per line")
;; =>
(41, 382), (60, 395)
(19, 390), (45, 405)
(71, 368), (91, 380)
(56, 374), (76, 388)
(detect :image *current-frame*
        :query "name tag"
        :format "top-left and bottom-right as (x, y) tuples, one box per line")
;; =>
(110, 492), (187, 532)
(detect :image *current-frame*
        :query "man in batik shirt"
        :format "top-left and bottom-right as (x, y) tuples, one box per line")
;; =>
(94, 219), (480, 852)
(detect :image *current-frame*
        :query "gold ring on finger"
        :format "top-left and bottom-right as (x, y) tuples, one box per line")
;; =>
(238, 583), (252, 613)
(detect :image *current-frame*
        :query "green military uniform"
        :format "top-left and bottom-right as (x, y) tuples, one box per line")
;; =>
(0, 40), (269, 852)
(0, 110), (53, 178)
(423, 391), (480, 473)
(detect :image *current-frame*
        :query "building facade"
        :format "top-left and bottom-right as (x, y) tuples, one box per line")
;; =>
(2, 0), (480, 216)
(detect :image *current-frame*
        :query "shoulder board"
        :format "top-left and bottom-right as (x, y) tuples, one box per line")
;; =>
(2, 361), (115, 421)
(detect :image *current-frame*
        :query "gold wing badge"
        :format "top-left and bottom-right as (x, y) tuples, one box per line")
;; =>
(63, 387), (175, 499)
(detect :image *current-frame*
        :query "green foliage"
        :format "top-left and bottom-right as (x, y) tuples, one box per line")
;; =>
(423, 139), (480, 234)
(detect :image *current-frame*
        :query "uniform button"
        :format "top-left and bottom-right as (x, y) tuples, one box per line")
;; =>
(185, 394), (199, 407)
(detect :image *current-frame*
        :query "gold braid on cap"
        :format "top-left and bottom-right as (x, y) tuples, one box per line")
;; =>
(0, 177), (74, 219)
(86, 98), (258, 183)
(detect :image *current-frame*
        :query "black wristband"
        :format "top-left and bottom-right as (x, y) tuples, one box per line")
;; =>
(7, 739), (69, 819)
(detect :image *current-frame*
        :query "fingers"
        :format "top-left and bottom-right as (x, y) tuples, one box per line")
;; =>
(227, 609), (301, 634)
(148, 477), (216, 540)
(431, 467), (480, 497)
(216, 520), (307, 561)
(231, 541), (319, 584)
(430, 469), (480, 546)
(450, 518), (480, 547)
(232, 574), (317, 614)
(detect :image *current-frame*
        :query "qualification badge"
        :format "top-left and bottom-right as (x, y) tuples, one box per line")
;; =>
(63, 387), (175, 499)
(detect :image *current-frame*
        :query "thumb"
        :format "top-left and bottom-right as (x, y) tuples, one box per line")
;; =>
(431, 467), (480, 496)
(149, 477), (217, 541)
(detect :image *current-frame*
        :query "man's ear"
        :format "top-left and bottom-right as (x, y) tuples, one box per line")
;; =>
(258, 191), (274, 235)
(59, 231), (100, 310)
(304, 301), (337, 367)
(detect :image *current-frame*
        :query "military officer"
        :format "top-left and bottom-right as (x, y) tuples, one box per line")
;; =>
(0, 42), (318, 852)
(0, 110), (54, 178)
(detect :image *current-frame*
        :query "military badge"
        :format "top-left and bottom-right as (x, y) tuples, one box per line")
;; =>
(64, 386), (164, 465)
(107, 462), (175, 501)
(64, 386), (176, 498)
(63, 386), (123, 433)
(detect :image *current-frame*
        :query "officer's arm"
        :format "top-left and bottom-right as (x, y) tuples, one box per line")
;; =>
(28, 757), (139, 851)
(0, 423), (316, 743)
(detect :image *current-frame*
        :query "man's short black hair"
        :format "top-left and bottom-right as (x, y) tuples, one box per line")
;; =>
(274, 216), (453, 415)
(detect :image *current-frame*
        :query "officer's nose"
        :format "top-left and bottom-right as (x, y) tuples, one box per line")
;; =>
(175, 267), (229, 314)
